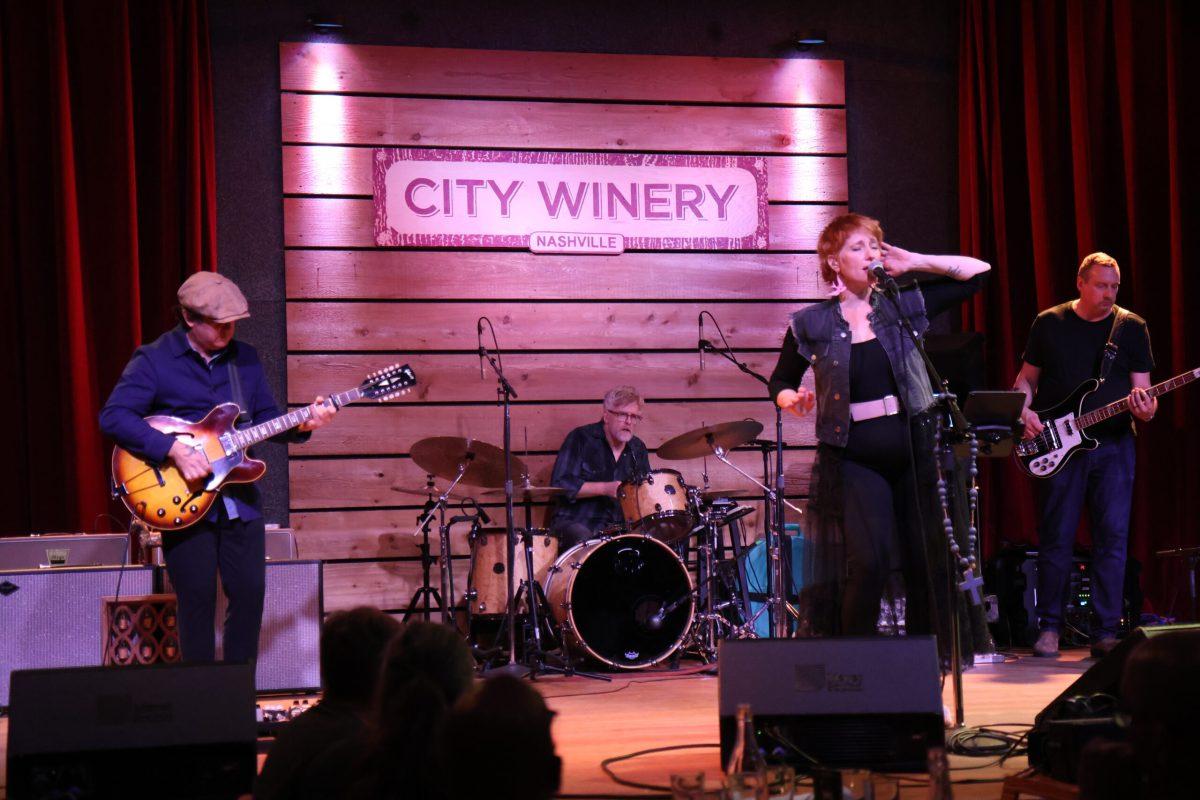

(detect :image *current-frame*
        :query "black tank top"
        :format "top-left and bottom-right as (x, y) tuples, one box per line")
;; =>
(850, 338), (901, 403)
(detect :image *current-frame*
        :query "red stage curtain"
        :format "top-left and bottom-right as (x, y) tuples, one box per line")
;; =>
(959, 0), (1199, 616)
(0, 0), (216, 534)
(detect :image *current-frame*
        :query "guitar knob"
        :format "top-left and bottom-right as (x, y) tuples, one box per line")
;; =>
(157, 508), (166, 517)
(173, 517), (182, 525)
(172, 496), (181, 504)
(189, 504), (198, 513)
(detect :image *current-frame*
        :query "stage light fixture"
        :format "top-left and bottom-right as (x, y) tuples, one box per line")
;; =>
(306, 14), (344, 34)
(795, 30), (827, 51)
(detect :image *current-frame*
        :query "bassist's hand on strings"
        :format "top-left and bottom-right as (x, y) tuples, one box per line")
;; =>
(1128, 387), (1157, 422)
(168, 439), (213, 483)
(299, 395), (338, 432)
(1019, 408), (1045, 440)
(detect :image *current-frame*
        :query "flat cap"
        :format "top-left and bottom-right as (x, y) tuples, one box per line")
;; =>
(177, 272), (250, 323)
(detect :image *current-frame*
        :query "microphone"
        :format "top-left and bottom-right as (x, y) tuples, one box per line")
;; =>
(465, 498), (492, 525)
(870, 261), (898, 294)
(698, 312), (705, 371)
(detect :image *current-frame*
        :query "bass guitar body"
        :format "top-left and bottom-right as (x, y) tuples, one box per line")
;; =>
(1012, 380), (1099, 478)
(110, 403), (265, 531)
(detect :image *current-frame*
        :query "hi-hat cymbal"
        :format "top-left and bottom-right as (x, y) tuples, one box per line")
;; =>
(409, 437), (527, 488)
(480, 483), (568, 499)
(389, 483), (465, 499)
(656, 419), (765, 461)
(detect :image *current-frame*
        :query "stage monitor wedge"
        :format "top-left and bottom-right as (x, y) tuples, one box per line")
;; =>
(7, 662), (257, 799)
(718, 637), (943, 773)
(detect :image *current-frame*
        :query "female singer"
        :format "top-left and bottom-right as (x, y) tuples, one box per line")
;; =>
(769, 213), (989, 641)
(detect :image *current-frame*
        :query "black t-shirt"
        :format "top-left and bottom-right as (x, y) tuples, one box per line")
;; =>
(1022, 302), (1154, 439)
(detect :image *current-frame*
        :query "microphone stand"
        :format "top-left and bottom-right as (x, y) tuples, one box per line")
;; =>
(699, 320), (801, 639)
(476, 321), (527, 679)
(872, 273), (976, 729)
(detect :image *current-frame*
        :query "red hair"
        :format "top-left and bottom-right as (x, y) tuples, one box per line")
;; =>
(816, 213), (884, 284)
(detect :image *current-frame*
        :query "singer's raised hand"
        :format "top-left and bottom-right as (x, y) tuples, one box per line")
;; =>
(775, 387), (815, 418)
(880, 242), (919, 275)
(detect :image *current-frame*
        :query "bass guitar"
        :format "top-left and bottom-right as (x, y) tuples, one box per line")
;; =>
(111, 364), (416, 530)
(1013, 366), (1199, 478)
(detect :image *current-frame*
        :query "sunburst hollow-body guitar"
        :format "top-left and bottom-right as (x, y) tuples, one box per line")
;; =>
(111, 364), (416, 530)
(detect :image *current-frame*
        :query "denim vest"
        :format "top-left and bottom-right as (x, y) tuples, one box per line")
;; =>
(788, 287), (935, 447)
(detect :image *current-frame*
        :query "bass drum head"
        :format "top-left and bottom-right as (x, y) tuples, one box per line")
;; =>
(553, 534), (693, 669)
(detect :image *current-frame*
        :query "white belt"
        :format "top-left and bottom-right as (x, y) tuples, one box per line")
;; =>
(849, 394), (901, 422)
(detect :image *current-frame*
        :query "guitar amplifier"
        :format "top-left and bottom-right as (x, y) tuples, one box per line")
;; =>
(214, 558), (322, 692)
(0, 533), (130, 570)
(0, 565), (157, 707)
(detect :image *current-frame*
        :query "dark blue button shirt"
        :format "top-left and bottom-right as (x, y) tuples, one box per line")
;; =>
(549, 421), (651, 535)
(99, 325), (307, 521)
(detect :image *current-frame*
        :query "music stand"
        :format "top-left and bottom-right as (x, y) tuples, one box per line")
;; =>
(958, 391), (1026, 457)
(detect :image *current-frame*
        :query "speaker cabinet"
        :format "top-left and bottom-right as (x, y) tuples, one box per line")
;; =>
(718, 637), (943, 772)
(214, 559), (322, 693)
(6, 662), (256, 799)
(0, 565), (156, 707)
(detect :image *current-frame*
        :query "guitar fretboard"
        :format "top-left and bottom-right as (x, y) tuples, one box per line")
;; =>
(230, 388), (363, 451)
(1077, 368), (1200, 429)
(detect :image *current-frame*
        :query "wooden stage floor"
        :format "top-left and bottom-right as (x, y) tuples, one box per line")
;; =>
(536, 648), (1091, 799)
(0, 649), (1093, 799)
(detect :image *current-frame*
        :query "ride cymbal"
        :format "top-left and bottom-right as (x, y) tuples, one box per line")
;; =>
(656, 419), (764, 460)
(409, 437), (527, 488)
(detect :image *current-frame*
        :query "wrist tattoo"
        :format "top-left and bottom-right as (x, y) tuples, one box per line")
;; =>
(946, 265), (962, 278)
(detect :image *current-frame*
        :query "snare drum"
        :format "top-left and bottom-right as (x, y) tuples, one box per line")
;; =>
(468, 528), (559, 616)
(617, 468), (695, 543)
(544, 534), (694, 669)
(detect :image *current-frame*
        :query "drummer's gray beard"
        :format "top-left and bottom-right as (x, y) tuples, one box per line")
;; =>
(613, 429), (633, 444)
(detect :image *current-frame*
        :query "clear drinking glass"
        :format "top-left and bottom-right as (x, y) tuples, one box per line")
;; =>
(671, 771), (709, 800)
(725, 765), (795, 800)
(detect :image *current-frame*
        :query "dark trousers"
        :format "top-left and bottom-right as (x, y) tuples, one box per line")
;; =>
(163, 513), (266, 662)
(1035, 435), (1135, 639)
(838, 414), (939, 639)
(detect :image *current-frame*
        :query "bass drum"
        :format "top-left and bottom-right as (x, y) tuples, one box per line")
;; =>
(544, 534), (694, 669)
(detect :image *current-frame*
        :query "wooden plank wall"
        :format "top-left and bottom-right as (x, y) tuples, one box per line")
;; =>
(279, 43), (846, 615)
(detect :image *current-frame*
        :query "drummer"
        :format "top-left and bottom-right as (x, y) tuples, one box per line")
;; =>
(548, 385), (652, 549)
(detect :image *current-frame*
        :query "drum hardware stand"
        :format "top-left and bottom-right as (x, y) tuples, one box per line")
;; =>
(699, 311), (799, 639)
(404, 474), (469, 625)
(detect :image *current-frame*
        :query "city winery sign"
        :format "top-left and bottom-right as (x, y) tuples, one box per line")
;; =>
(372, 149), (769, 253)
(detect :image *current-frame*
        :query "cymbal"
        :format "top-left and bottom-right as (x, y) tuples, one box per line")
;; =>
(481, 483), (568, 499)
(656, 419), (765, 461)
(409, 437), (527, 488)
(389, 483), (465, 499)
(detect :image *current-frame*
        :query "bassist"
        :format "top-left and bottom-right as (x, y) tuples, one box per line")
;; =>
(1012, 253), (1155, 659)
(100, 272), (337, 663)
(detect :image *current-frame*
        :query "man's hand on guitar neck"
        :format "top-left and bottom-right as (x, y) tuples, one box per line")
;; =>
(298, 395), (338, 432)
(168, 439), (213, 483)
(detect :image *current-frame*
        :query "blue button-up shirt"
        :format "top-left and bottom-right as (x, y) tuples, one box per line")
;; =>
(99, 325), (307, 521)
(549, 421), (651, 535)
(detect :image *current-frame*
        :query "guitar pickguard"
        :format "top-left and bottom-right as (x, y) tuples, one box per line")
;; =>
(1025, 413), (1086, 476)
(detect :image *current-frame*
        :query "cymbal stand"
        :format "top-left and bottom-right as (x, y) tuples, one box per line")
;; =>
(699, 311), (799, 638)
(409, 468), (469, 625)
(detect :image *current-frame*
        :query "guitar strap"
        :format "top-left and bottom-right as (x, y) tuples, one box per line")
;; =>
(226, 358), (252, 425)
(1097, 306), (1129, 384)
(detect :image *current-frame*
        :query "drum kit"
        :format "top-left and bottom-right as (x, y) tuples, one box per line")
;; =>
(401, 417), (803, 673)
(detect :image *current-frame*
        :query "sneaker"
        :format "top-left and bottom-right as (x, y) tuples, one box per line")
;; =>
(1090, 636), (1119, 658)
(1033, 629), (1060, 658)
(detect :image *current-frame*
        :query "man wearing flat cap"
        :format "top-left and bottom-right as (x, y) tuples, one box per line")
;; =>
(101, 272), (336, 663)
